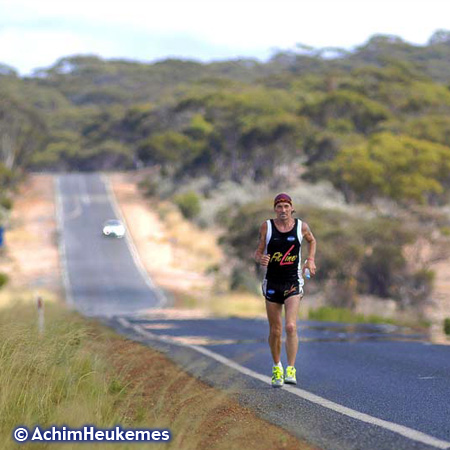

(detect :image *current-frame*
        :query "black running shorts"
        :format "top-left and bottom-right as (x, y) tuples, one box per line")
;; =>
(262, 279), (303, 304)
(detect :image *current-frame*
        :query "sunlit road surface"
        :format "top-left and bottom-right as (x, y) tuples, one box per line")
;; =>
(56, 173), (450, 450)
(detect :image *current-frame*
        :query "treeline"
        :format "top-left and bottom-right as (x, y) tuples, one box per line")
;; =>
(2, 31), (450, 308)
(2, 32), (450, 206)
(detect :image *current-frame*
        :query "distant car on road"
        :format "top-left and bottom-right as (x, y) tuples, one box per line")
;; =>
(102, 219), (126, 238)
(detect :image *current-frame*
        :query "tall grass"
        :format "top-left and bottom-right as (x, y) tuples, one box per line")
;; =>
(0, 302), (309, 450)
(0, 304), (132, 449)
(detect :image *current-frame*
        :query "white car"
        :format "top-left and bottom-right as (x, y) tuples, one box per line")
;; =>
(102, 219), (126, 238)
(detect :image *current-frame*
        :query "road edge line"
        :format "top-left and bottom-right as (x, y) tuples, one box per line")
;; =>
(117, 318), (450, 450)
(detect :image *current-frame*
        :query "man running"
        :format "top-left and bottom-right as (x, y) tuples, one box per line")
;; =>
(254, 193), (317, 387)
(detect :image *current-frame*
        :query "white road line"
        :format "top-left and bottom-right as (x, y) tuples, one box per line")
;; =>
(78, 173), (91, 206)
(65, 199), (82, 221)
(117, 318), (450, 450)
(101, 173), (167, 308)
(54, 176), (74, 308)
(62, 176), (82, 221)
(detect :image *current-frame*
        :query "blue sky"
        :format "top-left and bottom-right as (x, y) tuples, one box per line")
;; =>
(1, 0), (449, 75)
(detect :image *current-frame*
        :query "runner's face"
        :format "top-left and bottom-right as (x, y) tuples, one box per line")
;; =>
(274, 202), (293, 220)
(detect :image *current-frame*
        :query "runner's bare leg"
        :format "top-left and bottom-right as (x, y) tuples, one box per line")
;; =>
(284, 295), (301, 367)
(266, 300), (283, 364)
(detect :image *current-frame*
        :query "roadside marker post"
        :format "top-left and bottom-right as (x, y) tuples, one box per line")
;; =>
(37, 296), (44, 335)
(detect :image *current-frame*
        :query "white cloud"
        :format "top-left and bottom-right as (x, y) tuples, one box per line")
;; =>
(0, 28), (117, 73)
(0, 29), (83, 73)
(1, 0), (450, 74)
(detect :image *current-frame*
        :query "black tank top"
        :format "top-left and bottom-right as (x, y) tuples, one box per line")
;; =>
(265, 218), (303, 283)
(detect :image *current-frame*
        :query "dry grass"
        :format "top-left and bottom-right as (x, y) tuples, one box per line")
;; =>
(0, 174), (60, 293)
(0, 286), (60, 310)
(0, 302), (314, 450)
(0, 304), (126, 449)
(0, 173), (316, 449)
(156, 201), (222, 272)
(185, 291), (267, 318)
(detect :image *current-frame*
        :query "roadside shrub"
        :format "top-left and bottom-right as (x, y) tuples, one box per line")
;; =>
(138, 178), (159, 197)
(308, 306), (394, 324)
(444, 318), (450, 335)
(411, 268), (435, 297)
(0, 272), (8, 289)
(359, 244), (406, 298)
(230, 265), (260, 293)
(0, 197), (12, 210)
(173, 191), (201, 220)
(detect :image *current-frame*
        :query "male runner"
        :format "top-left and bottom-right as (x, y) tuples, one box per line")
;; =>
(254, 193), (317, 387)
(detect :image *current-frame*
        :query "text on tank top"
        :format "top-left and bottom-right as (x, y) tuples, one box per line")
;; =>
(265, 218), (303, 282)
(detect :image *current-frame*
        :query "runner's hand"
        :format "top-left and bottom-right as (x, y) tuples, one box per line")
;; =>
(260, 254), (270, 266)
(305, 259), (316, 276)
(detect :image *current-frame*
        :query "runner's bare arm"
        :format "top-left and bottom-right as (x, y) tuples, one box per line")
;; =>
(302, 222), (317, 275)
(254, 222), (270, 266)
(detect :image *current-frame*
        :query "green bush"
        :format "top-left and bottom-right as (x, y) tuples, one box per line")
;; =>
(308, 306), (395, 325)
(173, 191), (201, 220)
(0, 197), (12, 210)
(229, 265), (260, 293)
(138, 177), (159, 197)
(444, 318), (450, 335)
(0, 272), (8, 289)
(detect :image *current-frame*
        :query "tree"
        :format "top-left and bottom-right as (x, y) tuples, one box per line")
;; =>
(326, 132), (450, 204)
(302, 90), (391, 134)
(0, 93), (47, 170)
(428, 29), (450, 45)
(404, 116), (450, 147)
(137, 131), (201, 170)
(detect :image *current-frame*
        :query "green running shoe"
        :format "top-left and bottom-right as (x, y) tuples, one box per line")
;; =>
(284, 366), (297, 385)
(271, 365), (284, 388)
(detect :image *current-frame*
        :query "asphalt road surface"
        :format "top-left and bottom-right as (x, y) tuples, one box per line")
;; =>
(56, 173), (450, 450)
(56, 172), (164, 316)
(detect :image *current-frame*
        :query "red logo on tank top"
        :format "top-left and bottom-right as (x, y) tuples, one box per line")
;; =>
(280, 244), (297, 265)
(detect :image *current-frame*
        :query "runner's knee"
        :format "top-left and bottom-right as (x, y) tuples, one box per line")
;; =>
(285, 321), (297, 336)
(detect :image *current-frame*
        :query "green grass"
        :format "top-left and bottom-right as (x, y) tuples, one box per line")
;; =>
(308, 306), (432, 330)
(308, 306), (401, 325)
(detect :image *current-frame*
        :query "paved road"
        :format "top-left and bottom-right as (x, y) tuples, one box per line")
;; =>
(56, 172), (163, 316)
(56, 173), (450, 450)
(110, 315), (450, 450)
